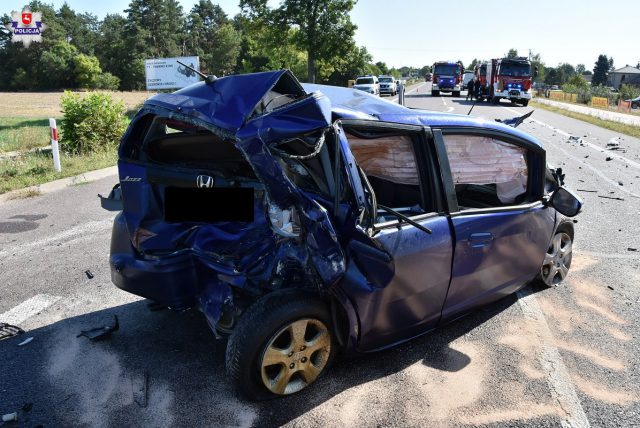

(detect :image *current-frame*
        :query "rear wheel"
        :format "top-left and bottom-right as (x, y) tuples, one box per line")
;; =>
(226, 290), (336, 400)
(521, 100), (529, 107)
(431, 90), (440, 96)
(539, 226), (573, 287)
(453, 91), (460, 97)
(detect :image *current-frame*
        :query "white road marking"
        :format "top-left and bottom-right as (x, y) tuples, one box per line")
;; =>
(0, 219), (113, 259)
(446, 107), (455, 113)
(440, 96), (447, 106)
(0, 294), (61, 325)
(504, 107), (640, 170)
(516, 287), (591, 428)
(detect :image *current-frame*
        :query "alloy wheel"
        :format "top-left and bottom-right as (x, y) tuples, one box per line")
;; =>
(540, 232), (573, 286)
(260, 318), (331, 395)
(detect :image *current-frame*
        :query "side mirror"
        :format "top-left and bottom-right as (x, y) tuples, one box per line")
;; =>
(549, 187), (582, 217)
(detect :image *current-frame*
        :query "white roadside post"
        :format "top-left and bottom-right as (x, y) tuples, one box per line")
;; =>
(49, 118), (61, 172)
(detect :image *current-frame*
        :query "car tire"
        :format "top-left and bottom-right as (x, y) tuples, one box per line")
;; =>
(432, 90), (439, 96)
(521, 100), (529, 107)
(537, 222), (573, 287)
(226, 290), (336, 400)
(453, 91), (460, 97)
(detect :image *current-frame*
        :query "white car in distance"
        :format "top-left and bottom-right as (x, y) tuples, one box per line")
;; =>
(353, 75), (380, 96)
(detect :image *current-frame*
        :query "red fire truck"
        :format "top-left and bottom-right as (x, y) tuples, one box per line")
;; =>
(474, 62), (488, 99)
(480, 57), (537, 106)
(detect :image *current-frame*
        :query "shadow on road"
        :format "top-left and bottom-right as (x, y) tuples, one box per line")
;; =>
(2, 292), (518, 426)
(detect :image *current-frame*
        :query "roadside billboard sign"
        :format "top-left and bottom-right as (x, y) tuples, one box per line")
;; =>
(144, 56), (200, 90)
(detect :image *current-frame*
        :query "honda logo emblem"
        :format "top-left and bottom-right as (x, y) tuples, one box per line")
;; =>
(196, 175), (214, 188)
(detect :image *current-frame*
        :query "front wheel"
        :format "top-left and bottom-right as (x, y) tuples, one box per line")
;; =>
(431, 90), (439, 96)
(539, 228), (573, 287)
(521, 99), (529, 107)
(226, 290), (336, 400)
(453, 91), (460, 97)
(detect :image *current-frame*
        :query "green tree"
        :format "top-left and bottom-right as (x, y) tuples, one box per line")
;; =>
(592, 54), (610, 86)
(209, 23), (242, 76)
(37, 41), (78, 88)
(185, 1), (241, 76)
(567, 74), (589, 89)
(95, 14), (129, 88)
(375, 61), (389, 75)
(74, 54), (103, 88)
(506, 48), (518, 58)
(324, 45), (371, 86)
(557, 63), (576, 84)
(58, 4), (100, 55)
(619, 84), (640, 102)
(530, 52), (545, 83)
(119, 0), (186, 89)
(576, 64), (586, 74)
(241, 0), (357, 83)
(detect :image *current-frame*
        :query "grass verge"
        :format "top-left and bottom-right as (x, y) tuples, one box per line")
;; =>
(0, 148), (117, 194)
(0, 117), (53, 153)
(531, 100), (640, 139)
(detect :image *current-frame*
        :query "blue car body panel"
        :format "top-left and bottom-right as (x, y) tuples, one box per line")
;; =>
(110, 71), (565, 352)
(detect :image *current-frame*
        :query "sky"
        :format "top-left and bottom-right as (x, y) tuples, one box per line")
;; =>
(4, 0), (640, 70)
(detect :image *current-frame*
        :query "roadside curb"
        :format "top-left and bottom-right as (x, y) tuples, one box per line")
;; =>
(0, 165), (117, 204)
(533, 98), (640, 127)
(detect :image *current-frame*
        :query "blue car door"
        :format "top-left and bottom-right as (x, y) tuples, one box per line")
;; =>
(336, 121), (454, 352)
(432, 129), (556, 319)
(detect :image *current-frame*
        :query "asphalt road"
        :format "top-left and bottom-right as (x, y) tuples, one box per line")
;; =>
(1, 84), (639, 427)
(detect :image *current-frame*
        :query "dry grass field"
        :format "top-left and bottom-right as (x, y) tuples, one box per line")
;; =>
(0, 91), (155, 118)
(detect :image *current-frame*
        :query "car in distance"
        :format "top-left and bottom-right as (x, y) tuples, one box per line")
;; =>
(378, 75), (397, 96)
(352, 75), (379, 95)
(462, 71), (475, 87)
(105, 70), (583, 400)
(625, 95), (640, 109)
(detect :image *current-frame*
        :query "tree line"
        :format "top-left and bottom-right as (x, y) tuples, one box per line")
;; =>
(0, 0), (426, 91)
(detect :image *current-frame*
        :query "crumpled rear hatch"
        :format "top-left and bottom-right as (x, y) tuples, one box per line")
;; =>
(115, 70), (346, 303)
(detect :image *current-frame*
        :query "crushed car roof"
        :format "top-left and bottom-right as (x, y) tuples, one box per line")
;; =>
(142, 71), (541, 149)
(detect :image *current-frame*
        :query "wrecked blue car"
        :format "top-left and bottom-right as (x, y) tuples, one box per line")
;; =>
(106, 70), (582, 399)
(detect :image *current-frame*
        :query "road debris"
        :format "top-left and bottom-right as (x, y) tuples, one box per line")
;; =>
(607, 286), (614, 290)
(567, 135), (582, 144)
(77, 315), (119, 341)
(131, 370), (149, 408)
(0, 323), (24, 341)
(628, 248), (638, 252)
(598, 195), (625, 201)
(2, 412), (18, 422)
(618, 181), (624, 186)
(85, 270), (94, 279)
(17, 337), (33, 346)
(606, 157), (613, 161)
(577, 189), (598, 193)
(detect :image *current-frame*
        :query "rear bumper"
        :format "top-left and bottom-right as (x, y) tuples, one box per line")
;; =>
(110, 214), (198, 310)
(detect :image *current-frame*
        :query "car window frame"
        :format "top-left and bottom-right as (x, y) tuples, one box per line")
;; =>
(338, 120), (447, 231)
(433, 126), (546, 216)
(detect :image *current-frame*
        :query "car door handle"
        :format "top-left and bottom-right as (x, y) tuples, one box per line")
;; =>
(468, 233), (494, 248)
